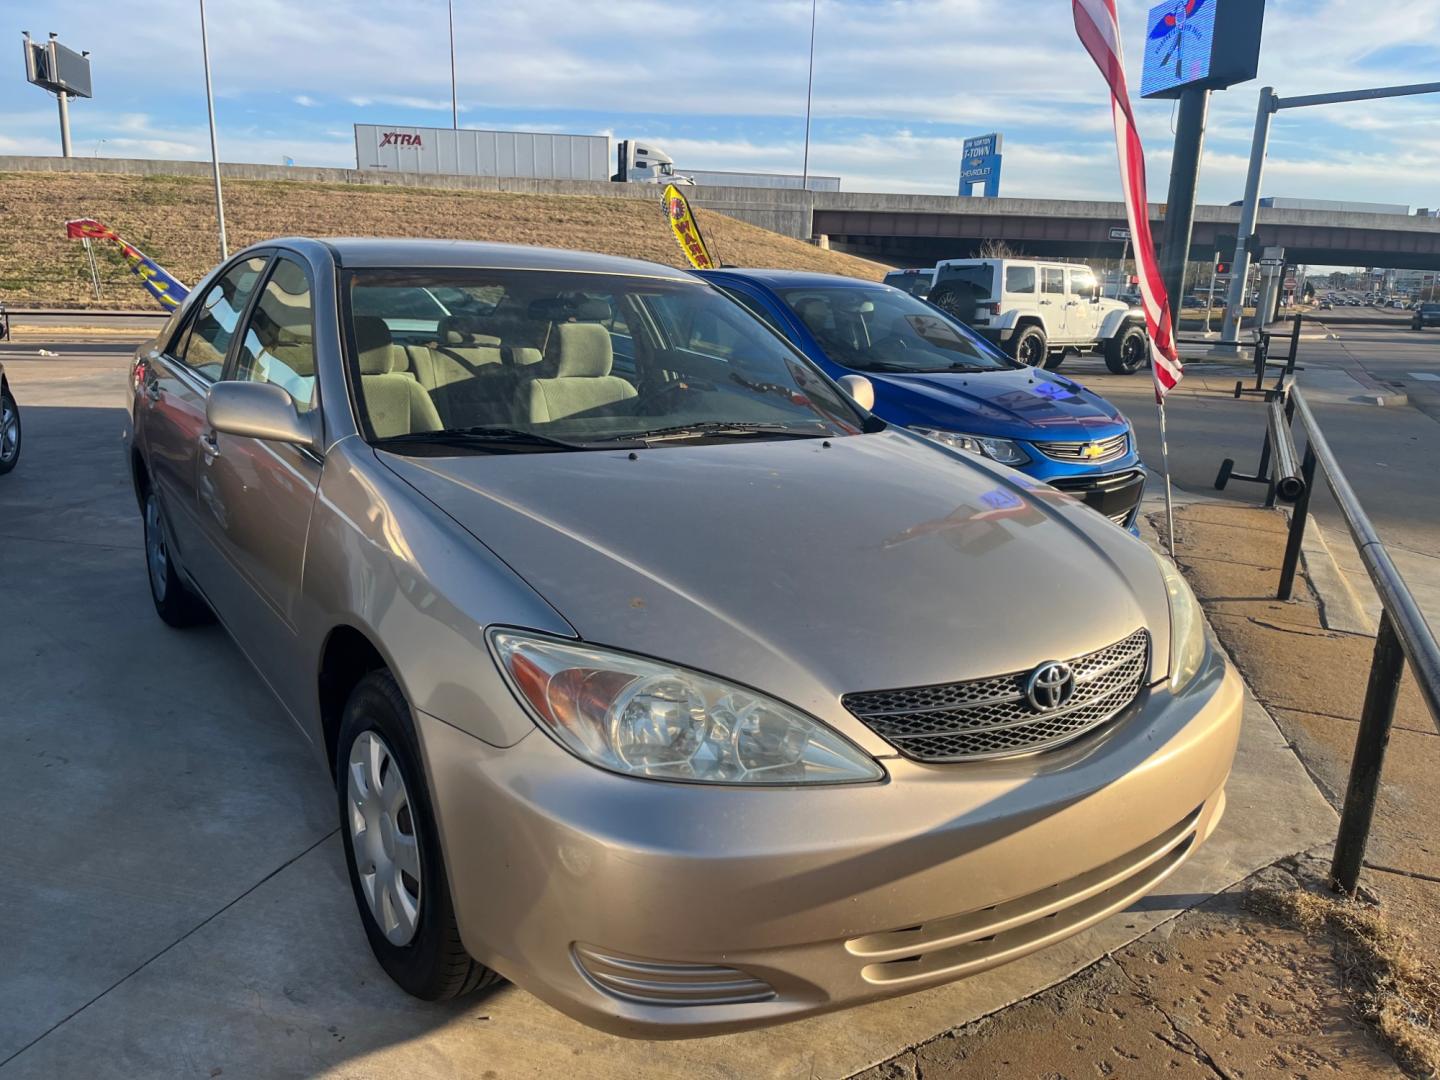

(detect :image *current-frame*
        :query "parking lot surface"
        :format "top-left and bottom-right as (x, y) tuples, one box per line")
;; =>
(0, 328), (1348, 1078)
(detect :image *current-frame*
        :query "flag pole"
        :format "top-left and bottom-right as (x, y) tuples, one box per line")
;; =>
(1155, 393), (1177, 558)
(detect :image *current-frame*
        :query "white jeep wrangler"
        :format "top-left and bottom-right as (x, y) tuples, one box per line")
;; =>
(927, 258), (1150, 374)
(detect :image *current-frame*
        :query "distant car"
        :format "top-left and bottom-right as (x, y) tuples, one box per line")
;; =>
(1318, 301), (1332, 310)
(698, 268), (1147, 531)
(881, 268), (935, 299)
(924, 259), (1150, 374)
(0, 360), (19, 475)
(1391, 300), (1407, 309)
(1414, 303), (1440, 330)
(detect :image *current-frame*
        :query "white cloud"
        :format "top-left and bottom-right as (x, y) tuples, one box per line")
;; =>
(293, 95), (319, 108)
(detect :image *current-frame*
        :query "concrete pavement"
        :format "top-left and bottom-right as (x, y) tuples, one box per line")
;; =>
(0, 339), (1338, 1078)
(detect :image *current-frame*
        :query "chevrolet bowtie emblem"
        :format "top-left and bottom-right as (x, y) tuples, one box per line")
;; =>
(1082, 443), (1104, 460)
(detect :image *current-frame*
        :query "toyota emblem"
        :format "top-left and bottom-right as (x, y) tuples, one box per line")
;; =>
(1025, 661), (1076, 712)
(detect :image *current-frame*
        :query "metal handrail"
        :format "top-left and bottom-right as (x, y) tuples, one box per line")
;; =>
(1276, 386), (1440, 894)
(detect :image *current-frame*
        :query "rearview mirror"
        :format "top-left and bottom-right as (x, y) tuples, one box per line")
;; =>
(837, 374), (875, 411)
(207, 382), (314, 448)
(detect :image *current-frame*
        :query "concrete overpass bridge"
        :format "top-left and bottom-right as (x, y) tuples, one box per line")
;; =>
(803, 193), (1440, 271)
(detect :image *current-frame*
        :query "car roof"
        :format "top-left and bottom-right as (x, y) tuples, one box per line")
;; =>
(254, 237), (700, 281)
(702, 268), (888, 289)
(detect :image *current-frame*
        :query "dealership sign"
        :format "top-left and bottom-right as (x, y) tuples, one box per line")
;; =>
(959, 133), (1003, 198)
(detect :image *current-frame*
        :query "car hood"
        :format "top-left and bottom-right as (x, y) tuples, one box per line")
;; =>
(380, 431), (1168, 745)
(870, 368), (1129, 439)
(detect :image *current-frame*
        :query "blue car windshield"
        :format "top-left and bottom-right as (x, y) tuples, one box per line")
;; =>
(776, 285), (1017, 375)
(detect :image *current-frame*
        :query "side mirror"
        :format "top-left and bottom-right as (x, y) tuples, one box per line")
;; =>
(837, 373), (875, 411)
(207, 381), (314, 448)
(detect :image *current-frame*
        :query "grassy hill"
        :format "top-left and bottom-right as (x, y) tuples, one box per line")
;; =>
(0, 171), (890, 309)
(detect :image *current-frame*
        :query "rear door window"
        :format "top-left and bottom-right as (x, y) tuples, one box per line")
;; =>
(175, 256), (270, 379)
(230, 256), (317, 412)
(1042, 268), (1065, 295)
(1005, 266), (1036, 294)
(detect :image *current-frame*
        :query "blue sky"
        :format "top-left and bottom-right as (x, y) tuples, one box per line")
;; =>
(5, 0), (1439, 208)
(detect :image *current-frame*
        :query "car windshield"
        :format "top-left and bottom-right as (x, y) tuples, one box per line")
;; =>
(775, 285), (1016, 374)
(343, 269), (864, 451)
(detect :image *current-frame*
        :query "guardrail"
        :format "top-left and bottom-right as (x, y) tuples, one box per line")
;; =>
(1219, 377), (1440, 895)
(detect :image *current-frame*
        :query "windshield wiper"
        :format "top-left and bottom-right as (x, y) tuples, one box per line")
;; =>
(375, 427), (629, 453)
(623, 421), (831, 444)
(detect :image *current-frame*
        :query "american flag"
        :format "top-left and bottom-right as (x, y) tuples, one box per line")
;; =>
(1073, 0), (1185, 400)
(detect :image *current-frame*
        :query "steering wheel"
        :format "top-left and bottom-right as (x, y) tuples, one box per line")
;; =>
(633, 380), (696, 415)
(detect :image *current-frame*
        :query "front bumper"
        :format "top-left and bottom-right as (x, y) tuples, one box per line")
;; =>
(1044, 467), (1147, 530)
(417, 650), (1242, 1039)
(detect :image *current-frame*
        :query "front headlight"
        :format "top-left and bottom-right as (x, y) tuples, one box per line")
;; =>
(1154, 552), (1206, 691)
(489, 631), (885, 785)
(910, 426), (1031, 466)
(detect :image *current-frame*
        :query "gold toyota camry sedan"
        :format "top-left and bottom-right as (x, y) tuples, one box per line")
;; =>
(124, 238), (1242, 1038)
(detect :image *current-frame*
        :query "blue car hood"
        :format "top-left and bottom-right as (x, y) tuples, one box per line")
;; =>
(872, 368), (1128, 439)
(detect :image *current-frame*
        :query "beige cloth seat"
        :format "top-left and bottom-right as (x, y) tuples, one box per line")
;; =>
(522, 323), (636, 423)
(353, 316), (443, 438)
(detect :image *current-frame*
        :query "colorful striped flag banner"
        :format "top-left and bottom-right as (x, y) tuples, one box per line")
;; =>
(1073, 0), (1184, 553)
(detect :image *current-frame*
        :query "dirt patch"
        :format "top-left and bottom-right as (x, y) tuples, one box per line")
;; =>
(1249, 875), (1440, 1077)
(0, 171), (890, 309)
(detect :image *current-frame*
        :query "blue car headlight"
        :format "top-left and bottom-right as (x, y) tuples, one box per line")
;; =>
(910, 426), (1031, 467)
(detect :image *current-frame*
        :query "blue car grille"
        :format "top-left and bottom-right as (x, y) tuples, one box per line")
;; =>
(1032, 432), (1130, 465)
(842, 630), (1150, 762)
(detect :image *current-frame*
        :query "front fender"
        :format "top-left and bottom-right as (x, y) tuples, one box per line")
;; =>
(298, 437), (574, 749)
(1099, 309), (1145, 340)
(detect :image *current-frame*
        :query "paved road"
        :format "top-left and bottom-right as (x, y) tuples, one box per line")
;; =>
(5, 311), (168, 331)
(0, 340), (1331, 1078)
(1063, 314), (1440, 632)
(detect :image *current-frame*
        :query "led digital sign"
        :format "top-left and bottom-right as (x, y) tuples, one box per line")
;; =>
(1140, 0), (1265, 100)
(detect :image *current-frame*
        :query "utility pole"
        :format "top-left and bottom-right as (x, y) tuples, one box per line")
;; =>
(198, 0), (228, 259)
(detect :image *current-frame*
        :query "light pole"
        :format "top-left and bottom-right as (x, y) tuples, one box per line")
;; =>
(198, 0), (228, 259)
(447, 0), (458, 130)
(1222, 78), (1440, 347)
(800, 0), (817, 191)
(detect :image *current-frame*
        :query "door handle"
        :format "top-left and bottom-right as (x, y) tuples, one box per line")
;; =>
(199, 430), (221, 458)
(144, 382), (162, 402)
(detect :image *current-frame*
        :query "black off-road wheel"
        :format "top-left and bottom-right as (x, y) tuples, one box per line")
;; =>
(1010, 325), (1048, 368)
(1104, 323), (1149, 374)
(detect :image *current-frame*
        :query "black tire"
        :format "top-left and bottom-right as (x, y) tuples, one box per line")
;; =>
(0, 388), (19, 475)
(1104, 322), (1149, 374)
(142, 488), (214, 627)
(1009, 325), (1048, 367)
(927, 284), (972, 323)
(336, 669), (500, 1001)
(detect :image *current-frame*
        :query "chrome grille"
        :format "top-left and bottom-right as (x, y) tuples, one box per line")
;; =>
(842, 629), (1150, 762)
(1033, 432), (1129, 465)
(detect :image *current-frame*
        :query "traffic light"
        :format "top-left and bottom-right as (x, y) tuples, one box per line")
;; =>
(1214, 259), (1232, 277)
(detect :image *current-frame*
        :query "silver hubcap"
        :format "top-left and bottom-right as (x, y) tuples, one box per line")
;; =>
(347, 731), (423, 946)
(0, 400), (17, 462)
(144, 495), (168, 601)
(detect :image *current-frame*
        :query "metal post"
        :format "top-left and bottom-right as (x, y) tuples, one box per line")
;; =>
(1159, 88), (1210, 325)
(198, 0), (228, 260)
(447, 0), (458, 130)
(56, 89), (72, 157)
(1204, 262), (1218, 334)
(1278, 443), (1316, 601)
(800, 0), (817, 193)
(1332, 611), (1406, 895)
(1223, 88), (1276, 346)
(82, 236), (102, 299)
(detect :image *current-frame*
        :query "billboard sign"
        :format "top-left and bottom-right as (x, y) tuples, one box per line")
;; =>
(23, 36), (92, 98)
(959, 133), (1003, 198)
(1141, 0), (1265, 100)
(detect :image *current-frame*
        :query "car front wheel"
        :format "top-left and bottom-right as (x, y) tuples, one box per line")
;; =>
(0, 388), (20, 474)
(337, 669), (500, 1001)
(1104, 323), (1149, 374)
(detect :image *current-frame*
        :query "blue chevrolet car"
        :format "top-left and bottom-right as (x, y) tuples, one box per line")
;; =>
(698, 269), (1146, 530)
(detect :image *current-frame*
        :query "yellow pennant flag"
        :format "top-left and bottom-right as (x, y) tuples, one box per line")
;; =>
(662, 184), (717, 270)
